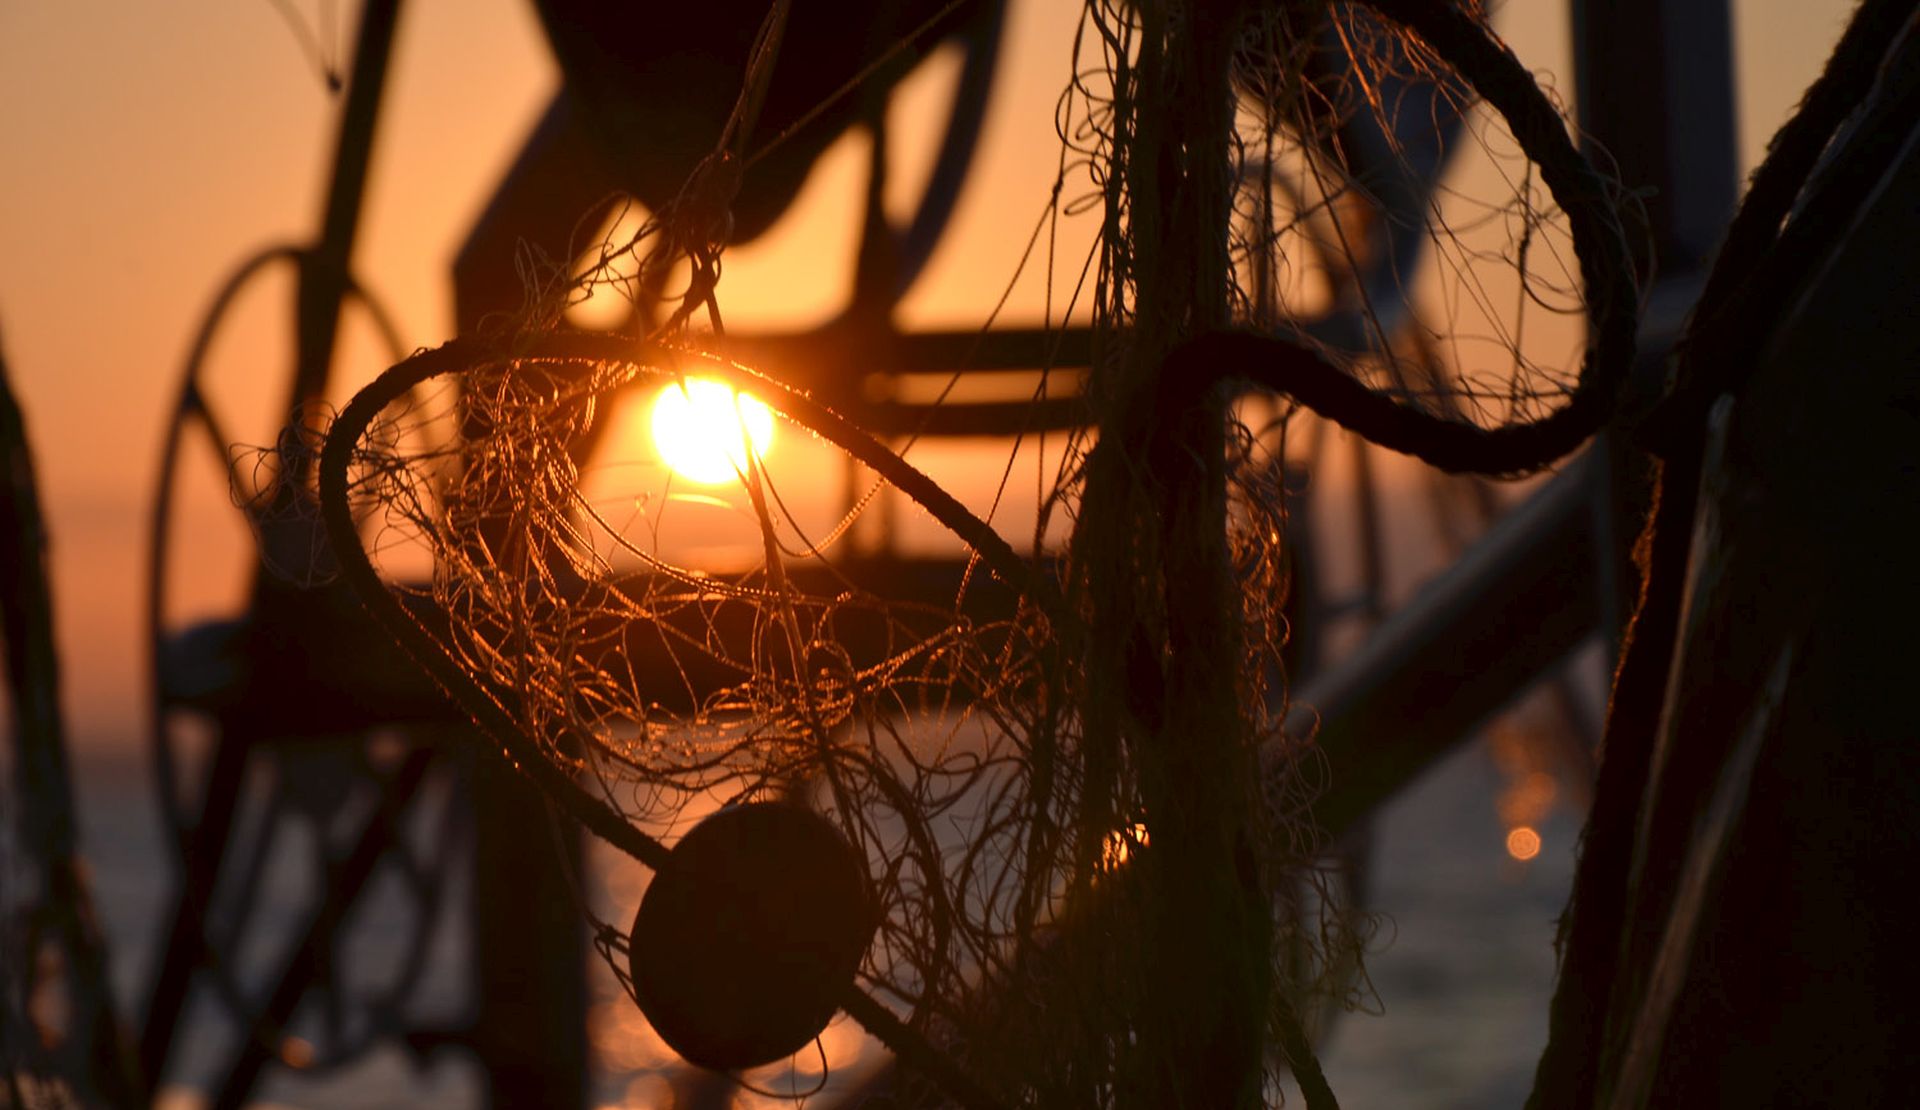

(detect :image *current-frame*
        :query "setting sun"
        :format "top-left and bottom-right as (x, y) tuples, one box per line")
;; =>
(648, 377), (775, 485)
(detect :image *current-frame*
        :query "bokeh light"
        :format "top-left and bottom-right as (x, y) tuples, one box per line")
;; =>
(1505, 825), (1543, 862)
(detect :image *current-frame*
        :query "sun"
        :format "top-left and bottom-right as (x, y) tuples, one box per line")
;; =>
(649, 377), (776, 485)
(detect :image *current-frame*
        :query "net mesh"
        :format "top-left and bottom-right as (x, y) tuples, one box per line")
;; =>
(303, 1), (1635, 1103)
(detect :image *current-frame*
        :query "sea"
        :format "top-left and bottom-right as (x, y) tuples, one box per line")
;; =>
(58, 724), (1585, 1110)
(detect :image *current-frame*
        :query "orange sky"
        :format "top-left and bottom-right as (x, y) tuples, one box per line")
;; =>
(0, 0), (1854, 747)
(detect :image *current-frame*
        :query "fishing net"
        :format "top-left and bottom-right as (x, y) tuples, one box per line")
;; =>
(304, 0), (1633, 1104)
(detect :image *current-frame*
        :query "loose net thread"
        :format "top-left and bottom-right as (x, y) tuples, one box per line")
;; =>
(1229, 1), (1620, 429)
(304, 1), (1635, 1105)
(993, 2), (1632, 1101)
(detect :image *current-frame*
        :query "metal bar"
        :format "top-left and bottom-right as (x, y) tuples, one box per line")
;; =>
(289, 0), (402, 413)
(1573, 0), (1738, 643)
(451, 95), (614, 334)
(1571, 0), (1736, 274)
(1280, 453), (1600, 839)
(894, 0), (1006, 293)
(727, 324), (1094, 378)
(207, 746), (437, 1110)
(138, 713), (253, 1091)
(719, 325), (1095, 434)
(145, 3), (405, 1093)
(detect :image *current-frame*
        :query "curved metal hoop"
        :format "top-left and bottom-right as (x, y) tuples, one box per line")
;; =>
(142, 243), (458, 1087)
(319, 332), (1034, 1109)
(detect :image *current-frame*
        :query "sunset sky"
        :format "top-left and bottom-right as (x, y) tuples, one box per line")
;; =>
(0, 0), (1858, 748)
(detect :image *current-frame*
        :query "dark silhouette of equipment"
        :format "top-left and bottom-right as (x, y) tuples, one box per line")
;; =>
(136, 0), (1724, 1104)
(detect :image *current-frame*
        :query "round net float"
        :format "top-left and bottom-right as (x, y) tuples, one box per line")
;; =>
(628, 800), (876, 1072)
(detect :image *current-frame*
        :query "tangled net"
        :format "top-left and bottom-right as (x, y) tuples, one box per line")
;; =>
(309, 0), (1633, 1105)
